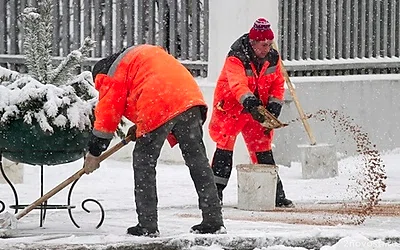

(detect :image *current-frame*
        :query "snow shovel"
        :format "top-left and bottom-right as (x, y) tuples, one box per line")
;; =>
(257, 105), (288, 130)
(0, 134), (134, 237)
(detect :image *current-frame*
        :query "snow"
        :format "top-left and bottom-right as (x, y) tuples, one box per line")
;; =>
(0, 67), (19, 80)
(1, 146), (400, 249)
(0, 67), (97, 133)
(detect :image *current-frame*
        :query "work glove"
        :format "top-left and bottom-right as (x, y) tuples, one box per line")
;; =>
(126, 124), (137, 141)
(267, 101), (282, 118)
(84, 153), (101, 174)
(87, 134), (112, 157)
(264, 129), (272, 135)
(242, 95), (265, 123)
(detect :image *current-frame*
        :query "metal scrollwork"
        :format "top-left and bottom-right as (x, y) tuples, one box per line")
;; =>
(67, 177), (105, 229)
(1, 151), (106, 228)
(0, 200), (5, 213)
(0, 153), (19, 215)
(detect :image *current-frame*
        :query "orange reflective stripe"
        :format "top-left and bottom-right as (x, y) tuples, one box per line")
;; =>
(108, 46), (136, 77)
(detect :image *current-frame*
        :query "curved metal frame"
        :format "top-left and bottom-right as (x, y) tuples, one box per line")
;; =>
(0, 200), (4, 213)
(0, 151), (105, 229)
(0, 154), (19, 214)
(67, 177), (105, 229)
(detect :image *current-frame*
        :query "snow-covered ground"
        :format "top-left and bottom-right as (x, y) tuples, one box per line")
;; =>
(1, 146), (400, 249)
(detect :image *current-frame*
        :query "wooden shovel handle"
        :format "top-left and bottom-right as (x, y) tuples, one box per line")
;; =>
(16, 135), (133, 220)
(99, 135), (133, 161)
(273, 42), (317, 145)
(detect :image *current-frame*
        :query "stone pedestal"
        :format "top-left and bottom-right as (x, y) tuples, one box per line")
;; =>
(298, 143), (338, 179)
(236, 164), (277, 211)
(0, 158), (24, 184)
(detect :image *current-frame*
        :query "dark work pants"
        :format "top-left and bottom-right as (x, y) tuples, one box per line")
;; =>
(132, 106), (222, 229)
(212, 148), (287, 202)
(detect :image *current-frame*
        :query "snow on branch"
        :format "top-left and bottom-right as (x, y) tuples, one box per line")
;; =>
(22, 2), (53, 83)
(49, 38), (96, 86)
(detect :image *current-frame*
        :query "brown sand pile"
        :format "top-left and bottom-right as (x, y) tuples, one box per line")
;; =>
(182, 110), (389, 226)
(296, 109), (387, 224)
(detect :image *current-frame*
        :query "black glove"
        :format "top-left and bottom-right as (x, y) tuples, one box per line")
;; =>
(242, 95), (265, 123)
(87, 133), (112, 156)
(264, 128), (272, 135)
(267, 102), (282, 118)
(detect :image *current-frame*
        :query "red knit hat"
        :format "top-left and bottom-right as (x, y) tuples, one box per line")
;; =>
(249, 18), (274, 41)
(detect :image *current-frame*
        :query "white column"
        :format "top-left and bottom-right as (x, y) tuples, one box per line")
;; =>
(208, 0), (280, 83)
(206, 0), (280, 166)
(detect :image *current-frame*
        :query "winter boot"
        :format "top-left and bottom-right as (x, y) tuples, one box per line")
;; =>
(276, 198), (295, 208)
(275, 174), (295, 208)
(190, 209), (226, 234)
(127, 224), (160, 237)
(190, 223), (227, 234)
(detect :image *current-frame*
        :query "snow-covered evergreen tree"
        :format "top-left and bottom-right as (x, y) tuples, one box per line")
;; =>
(0, 0), (97, 133)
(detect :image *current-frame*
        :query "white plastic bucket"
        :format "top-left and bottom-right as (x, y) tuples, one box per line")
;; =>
(236, 164), (277, 211)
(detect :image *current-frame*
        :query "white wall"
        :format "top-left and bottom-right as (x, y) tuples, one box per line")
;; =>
(273, 74), (400, 166)
(203, 0), (280, 165)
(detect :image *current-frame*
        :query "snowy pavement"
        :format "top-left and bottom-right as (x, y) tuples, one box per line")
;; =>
(1, 149), (400, 249)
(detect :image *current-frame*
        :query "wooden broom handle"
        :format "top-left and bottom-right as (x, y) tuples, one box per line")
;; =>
(273, 42), (317, 145)
(16, 135), (133, 220)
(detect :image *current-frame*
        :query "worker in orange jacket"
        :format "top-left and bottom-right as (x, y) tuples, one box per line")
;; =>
(209, 18), (293, 208)
(83, 45), (225, 237)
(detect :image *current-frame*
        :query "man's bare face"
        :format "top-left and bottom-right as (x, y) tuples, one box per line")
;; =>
(251, 40), (273, 58)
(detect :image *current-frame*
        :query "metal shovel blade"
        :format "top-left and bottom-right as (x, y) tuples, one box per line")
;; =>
(258, 106), (288, 130)
(0, 212), (17, 238)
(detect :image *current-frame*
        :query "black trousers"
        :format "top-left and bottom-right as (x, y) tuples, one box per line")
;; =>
(132, 106), (222, 229)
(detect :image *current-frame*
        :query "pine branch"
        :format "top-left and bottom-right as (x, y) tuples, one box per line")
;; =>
(49, 37), (96, 86)
(38, 0), (54, 80)
(22, 0), (54, 83)
(22, 8), (43, 80)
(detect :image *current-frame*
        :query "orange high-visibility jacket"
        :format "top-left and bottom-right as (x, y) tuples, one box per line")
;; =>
(93, 45), (207, 138)
(209, 36), (285, 148)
